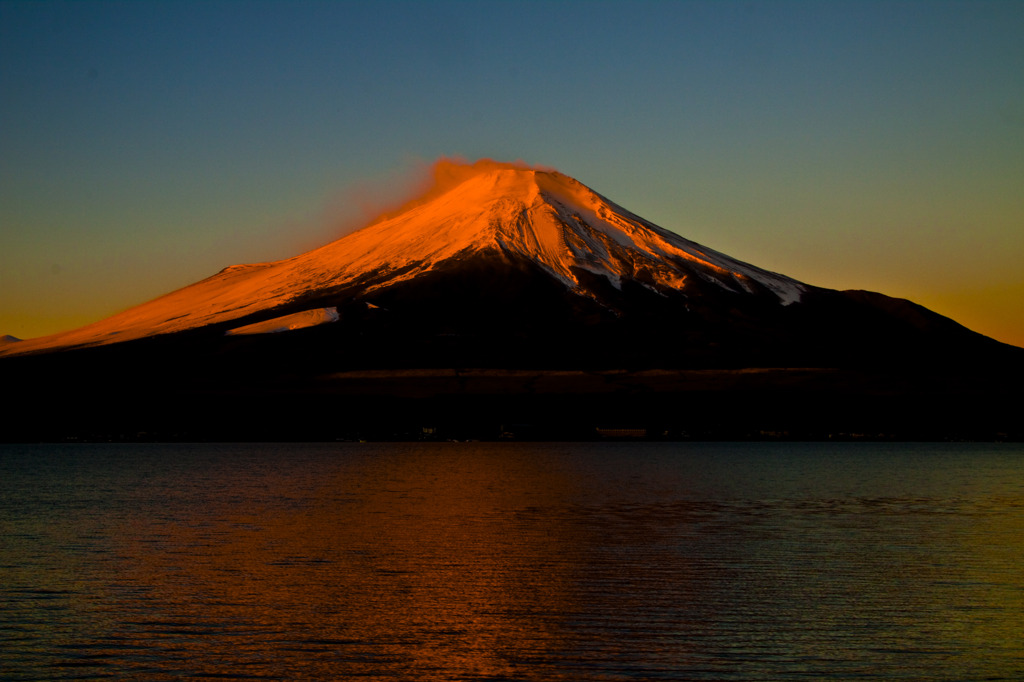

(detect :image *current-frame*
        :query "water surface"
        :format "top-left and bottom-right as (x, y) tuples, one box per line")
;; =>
(2, 442), (1022, 680)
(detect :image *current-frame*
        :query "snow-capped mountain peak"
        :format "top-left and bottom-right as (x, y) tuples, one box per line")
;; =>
(307, 165), (803, 300)
(1, 161), (805, 356)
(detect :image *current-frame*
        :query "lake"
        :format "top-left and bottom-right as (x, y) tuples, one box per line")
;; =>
(1, 441), (1022, 680)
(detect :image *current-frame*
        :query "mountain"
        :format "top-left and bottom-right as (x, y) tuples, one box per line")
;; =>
(2, 160), (1021, 440)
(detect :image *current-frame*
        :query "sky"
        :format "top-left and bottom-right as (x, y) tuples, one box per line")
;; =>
(2, 0), (1022, 347)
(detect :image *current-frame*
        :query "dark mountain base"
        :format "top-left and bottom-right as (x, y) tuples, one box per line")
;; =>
(4, 257), (1021, 443)
(3, 361), (1020, 442)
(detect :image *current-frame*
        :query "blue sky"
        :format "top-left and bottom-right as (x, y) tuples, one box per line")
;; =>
(2, 0), (1022, 345)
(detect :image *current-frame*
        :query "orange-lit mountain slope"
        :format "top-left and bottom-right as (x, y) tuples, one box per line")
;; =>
(1, 164), (805, 357)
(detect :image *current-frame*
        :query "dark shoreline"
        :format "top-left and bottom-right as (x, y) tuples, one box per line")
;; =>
(4, 366), (1020, 443)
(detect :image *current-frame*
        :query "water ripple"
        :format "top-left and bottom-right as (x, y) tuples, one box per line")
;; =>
(1, 441), (1022, 680)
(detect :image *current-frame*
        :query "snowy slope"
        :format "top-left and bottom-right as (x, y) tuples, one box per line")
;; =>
(1, 164), (805, 356)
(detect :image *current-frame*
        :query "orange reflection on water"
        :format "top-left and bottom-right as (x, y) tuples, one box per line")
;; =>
(115, 445), (587, 678)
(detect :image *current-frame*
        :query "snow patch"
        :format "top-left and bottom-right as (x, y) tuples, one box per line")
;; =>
(225, 307), (340, 336)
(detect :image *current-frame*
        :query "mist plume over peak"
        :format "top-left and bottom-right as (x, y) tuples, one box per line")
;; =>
(311, 158), (556, 248)
(364, 157), (557, 226)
